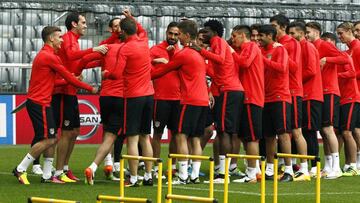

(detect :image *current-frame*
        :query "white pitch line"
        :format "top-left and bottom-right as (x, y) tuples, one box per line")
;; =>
(2, 171), (360, 197)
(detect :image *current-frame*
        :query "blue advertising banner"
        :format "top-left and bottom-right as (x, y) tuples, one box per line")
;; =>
(0, 95), (14, 144)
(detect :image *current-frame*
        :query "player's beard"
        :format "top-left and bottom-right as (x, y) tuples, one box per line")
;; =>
(167, 39), (177, 45)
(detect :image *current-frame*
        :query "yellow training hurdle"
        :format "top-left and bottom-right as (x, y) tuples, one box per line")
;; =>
(28, 197), (80, 203)
(273, 153), (321, 203)
(166, 154), (218, 203)
(97, 155), (163, 203)
(224, 154), (266, 203)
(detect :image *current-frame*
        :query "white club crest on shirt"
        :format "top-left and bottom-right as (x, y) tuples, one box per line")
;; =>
(64, 120), (70, 126)
(49, 128), (55, 135)
(155, 121), (161, 128)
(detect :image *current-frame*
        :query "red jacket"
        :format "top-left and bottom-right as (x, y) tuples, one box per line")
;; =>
(53, 30), (94, 95)
(151, 47), (209, 106)
(233, 41), (264, 107)
(150, 41), (181, 100)
(347, 39), (360, 92)
(205, 59), (220, 96)
(300, 39), (323, 102)
(100, 32), (121, 45)
(104, 34), (154, 98)
(200, 36), (244, 92)
(278, 35), (303, 97)
(313, 38), (351, 96)
(337, 53), (360, 105)
(28, 45), (93, 106)
(262, 43), (291, 103)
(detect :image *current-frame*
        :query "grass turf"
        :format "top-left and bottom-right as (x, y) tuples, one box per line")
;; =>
(1, 144), (360, 203)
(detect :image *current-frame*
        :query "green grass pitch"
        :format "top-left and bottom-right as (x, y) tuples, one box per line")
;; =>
(1, 144), (360, 202)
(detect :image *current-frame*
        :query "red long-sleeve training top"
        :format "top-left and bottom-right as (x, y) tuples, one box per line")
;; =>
(347, 39), (360, 91)
(53, 30), (94, 95)
(337, 53), (360, 105)
(233, 41), (264, 107)
(313, 38), (351, 96)
(151, 47), (209, 106)
(150, 41), (181, 100)
(28, 44), (93, 106)
(104, 34), (154, 98)
(99, 32), (121, 45)
(278, 34), (303, 97)
(300, 39), (323, 102)
(262, 42), (291, 103)
(199, 36), (244, 92)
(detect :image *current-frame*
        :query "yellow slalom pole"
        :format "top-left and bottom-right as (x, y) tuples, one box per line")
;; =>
(224, 157), (230, 203)
(316, 157), (321, 203)
(273, 157), (278, 203)
(29, 197), (79, 203)
(120, 158), (125, 199)
(276, 153), (316, 160)
(260, 158), (266, 203)
(169, 154), (210, 160)
(167, 156), (173, 203)
(209, 159), (214, 199)
(157, 161), (163, 203)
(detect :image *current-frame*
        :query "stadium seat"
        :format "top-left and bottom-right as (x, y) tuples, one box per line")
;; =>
(14, 25), (36, 38)
(0, 51), (6, 63)
(27, 51), (38, 62)
(139, 6), (155, 16)
(0, 38), (11, 51)
(0, 11), (12, 25)
(10, 38), (32, 52)
(38, 12), (58, 25)
(79, 39), (93, 50)
(0, 25), (15, 38)
(137, 16), (153, 30)
(32, 38), (43, 51)
(158, 16), (175, 27)
(33, 25), (45, 38)
(160, 6), (179, 16)
(0, 66), (22, 92)
(16, 12), (41, 25)
(5, 51), (25, 63)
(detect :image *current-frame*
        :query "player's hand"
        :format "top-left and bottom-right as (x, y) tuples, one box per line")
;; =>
(76, 74), (83, 81)
(101, 70), (109, 79)
(320, 57), (327, 69)
(166, 45), (175, 52)
(190, 42), (202, 52)
(93, 45), (108, 54)
(273, 42), (282, 48)
(91, 87), (98, 94)
(122, 8), (132, 18)
(153, 58), (169, 64)
(209, 92), (215, 109)
(229, 46), (235, 54)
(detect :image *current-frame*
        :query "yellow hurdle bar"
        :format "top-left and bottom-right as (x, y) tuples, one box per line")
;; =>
(166, 195), (217, 203)
(28, 197), (79, 203)
(97, 195), (151, 203)
(273, 154), (321, 203)
(166, 154), (216, 203)
(122, 154), (161, 162)
(224, 155), (266, 203)
(168, 154), (212, 161)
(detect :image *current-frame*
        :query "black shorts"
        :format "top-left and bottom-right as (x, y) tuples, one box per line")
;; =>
(205, 107), (214, 127)
(291, 96), (303, 129)
(124, 95), (153, 136)
(176, 104), (208, 137)
(51, 94), (80, 130)
(339, 103), (358, 132)
(322, 94), (340, 128)
(302, 100), (323, 131)
(153, 100), (180, 134)
(239, 104), (263, 142)
(212, 96), (221, 130)
(26, 99), (57, 142)
(263, 101), (291, 137)
(217, 91), (244, 134)
(99, 96), (124, 135)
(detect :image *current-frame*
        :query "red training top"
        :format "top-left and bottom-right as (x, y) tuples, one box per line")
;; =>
(347, 39), (360, 92)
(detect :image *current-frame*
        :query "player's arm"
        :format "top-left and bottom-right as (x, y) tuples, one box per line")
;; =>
(232, 44), (257, 69)
(103, 53), (127, 80)
(302, 44), (318, 83)
(54, 79), (68, 87)
(338, 63), (355, 79)
(99, 32), (119, 45)
(199, 39), (227, 64)
(76, 52), (104, 73)
(122, 9), (148, 40)
(51, 56), (94, 92)
(151, 55), (183, 79)
(263, 47), (288, 73)
(321, 42), (350, 65)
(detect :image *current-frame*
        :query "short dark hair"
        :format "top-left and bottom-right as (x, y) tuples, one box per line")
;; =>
(250, 24), (261, 32)
(306, 22), (322, 34)
(108, 17), (121, 28)
(233, 25), (251, 39)
(270, 14), (290, 28)
(178, 20), (198, 40)
(321, 32), (337, 43)
(65, 12), (81, 31)
(167, 22), (178, 31)
(120, 17), (137, 35)
(41, 26), (61, 42)
(204, 19), (224, 37)
(198, 28), (208, 35)
(259, 24), (277, 41)
(287, 21), (306, 33)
